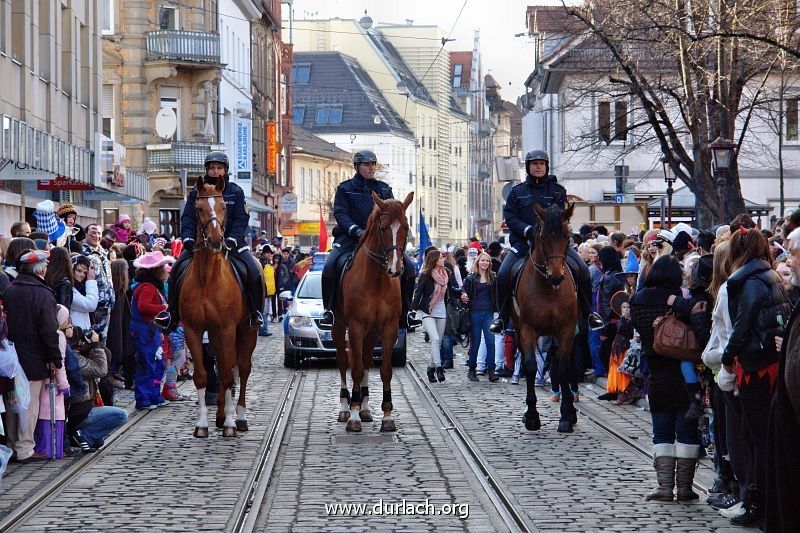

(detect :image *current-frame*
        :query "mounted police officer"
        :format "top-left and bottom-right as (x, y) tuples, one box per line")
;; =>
(489, 149), (603, 334)
(168, 151), (265, 327)
(319, 150), (422, 330)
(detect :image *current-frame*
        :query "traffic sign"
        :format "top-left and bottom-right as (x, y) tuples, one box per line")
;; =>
(615, 194), (624, 204)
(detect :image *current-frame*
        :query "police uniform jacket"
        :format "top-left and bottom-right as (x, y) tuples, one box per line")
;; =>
(504, 175), (567, 254)
(180, 176), (249, 244)
(332, 173), (393, 249)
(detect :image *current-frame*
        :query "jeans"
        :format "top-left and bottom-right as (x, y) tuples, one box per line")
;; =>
(259, 300), (270, 335)
(76, 406), (128, 447)
(441, 335), (455, 366)
(468, 311), (495, 370)
(420, 314), (446, 368)
(588, 329), (605, 375)
(651, 407), (701, 445)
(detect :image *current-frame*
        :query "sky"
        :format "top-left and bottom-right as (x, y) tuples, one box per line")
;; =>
(286, 0), (545, 97)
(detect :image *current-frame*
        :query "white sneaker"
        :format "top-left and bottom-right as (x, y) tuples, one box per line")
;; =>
(719, 502), (745, 518)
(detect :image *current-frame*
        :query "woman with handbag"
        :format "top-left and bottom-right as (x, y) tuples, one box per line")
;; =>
(718, 228), (790, 527)
(461, 252), (499, 383)
(630, 255), (707, 504)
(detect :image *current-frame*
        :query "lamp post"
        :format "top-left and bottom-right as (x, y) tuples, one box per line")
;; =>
(709, 137), (736, 224)
(661, 155), (678, 227)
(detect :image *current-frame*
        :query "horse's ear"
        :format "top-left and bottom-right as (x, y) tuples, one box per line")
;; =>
(533, 203), (546, 221)
(402, 191), (414, 209)
(564, 202), (575, 220)
(215, 178), (225, 194)
(194, 176), (204, 191)
(372, 191), (387, 210)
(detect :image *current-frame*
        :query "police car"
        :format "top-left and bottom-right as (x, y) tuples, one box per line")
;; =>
(282, 270), (407, 369)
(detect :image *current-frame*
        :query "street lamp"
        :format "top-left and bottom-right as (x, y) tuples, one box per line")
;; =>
(709, 136), (736, 224)
(661, 155), (678, 227)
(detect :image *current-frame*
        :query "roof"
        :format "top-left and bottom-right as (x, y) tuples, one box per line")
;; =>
(450, 51), (473, 90)
(291, 52), (415, 139)
(364, 30), (436, 106)
(291, 126), (352, 161)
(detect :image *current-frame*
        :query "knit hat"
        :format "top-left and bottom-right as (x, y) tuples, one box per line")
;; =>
(18, 249), (50, 265)
(153, 237), (167, 249)
(117, 214), (131, 225)
(672, 230), (694, 252)
(695, 254), (714, 284)
(599, 246), (622, 272)
(133, 250), (174, 270)
(56, 304), (71, 330)
(33, 200), (67, 244)
(142, 218), (157, 235)
(56, 203), (78, 219)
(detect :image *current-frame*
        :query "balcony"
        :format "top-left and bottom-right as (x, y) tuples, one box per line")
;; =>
(146, 142), (226, 174)
(478, 163), (492, 180)
(145, 30), (221, 66)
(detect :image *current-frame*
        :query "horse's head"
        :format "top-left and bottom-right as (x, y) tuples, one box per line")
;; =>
(194, 178), (227, 252)
(363, 191), (414, 277)
(533, 202), (575, 287)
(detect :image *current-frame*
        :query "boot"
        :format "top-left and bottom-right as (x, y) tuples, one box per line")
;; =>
(730, 496), (764, 527)
(467, 368), (479, 382)
(646, 443), (676, 501)
(401, 275), (422, 328)
(436, 367), (445, 382)
(489, 294), (509, 334)
(319, 274), (335, 329)
(488, 366), (499, 382)
(675, 443), (700, 502)
(427, 367), (437, 383)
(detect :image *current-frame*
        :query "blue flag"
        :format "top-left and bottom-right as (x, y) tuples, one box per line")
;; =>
(417, 210), (431, 272)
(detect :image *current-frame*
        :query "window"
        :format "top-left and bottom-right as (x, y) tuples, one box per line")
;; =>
(453, 64), (463, 88)
(598, 99), (628, 143)
(291, 63), (311, 84)
(101, 0), (114, 35)
(102, 85), (114, 138)
(786, 98), (799, 142)
(159, 86), (181, 139)
(160, 209), (180, 238)
(315, 104), (342, 124)
(159, 5), (178, 30)
(38, 0), (51, 78)
(300, 167), (306, 201)
(11, 0), (24, 61)
(292, 105), (305, 125)
(60, 6), (71, 94)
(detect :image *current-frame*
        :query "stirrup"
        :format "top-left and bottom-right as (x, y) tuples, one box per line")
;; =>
(407, 311), (422, 328)
(588, 312), (605, 331)
(319, 310), (334, 330)
(488, 318), (505, 335)
(250, 310), (264, 328)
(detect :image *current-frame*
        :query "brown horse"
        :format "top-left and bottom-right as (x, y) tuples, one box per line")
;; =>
(180, 178), (258, 438)
(333, 191), (414, 433)
(513, 202), (579, 433)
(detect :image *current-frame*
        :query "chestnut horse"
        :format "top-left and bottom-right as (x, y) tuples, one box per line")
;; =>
(514, 202), (579, 433)
(333, 191), (414, 433)
(180, 178), (257, 438)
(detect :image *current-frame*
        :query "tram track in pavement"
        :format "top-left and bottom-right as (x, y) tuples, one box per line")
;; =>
(406, 359), (535, 533)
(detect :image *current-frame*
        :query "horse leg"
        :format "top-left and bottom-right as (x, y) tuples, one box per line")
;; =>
(379, 324), (398, 433)
(213, 328), (238, 437)
(557, 334), (578, 433)
(359, 330), (378, 423)
(520, 326), (541, 431)
(346, 325), (365, 432)
(185, 326), (209, 438)
(333, 322), (350, 422)
(235, 324), (255, 432)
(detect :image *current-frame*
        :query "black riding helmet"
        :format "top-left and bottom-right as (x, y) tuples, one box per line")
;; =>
(525, 149), (549, 177)
(205, 151), (229, 173)
(353, 150), (378, 169)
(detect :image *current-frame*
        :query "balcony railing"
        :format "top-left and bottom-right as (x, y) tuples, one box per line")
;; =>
(146, 142), (226, 173)
(145, 30), (221, 64)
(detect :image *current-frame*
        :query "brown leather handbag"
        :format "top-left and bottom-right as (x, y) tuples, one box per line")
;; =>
(652, 312), (702, 362)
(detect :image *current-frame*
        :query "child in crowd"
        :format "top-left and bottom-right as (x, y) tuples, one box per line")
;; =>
(605, 293), (634, 402)
(34, 305), (71, 459)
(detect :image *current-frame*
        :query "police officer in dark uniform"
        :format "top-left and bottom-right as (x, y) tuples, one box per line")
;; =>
(168, 151), (265, 327)
(319, 150), (421, 330)
(489, 149), (603, 334)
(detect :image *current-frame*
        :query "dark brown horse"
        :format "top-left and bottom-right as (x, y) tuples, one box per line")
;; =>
(333, 191), (414, 432)
(180, 178), (258, 438)
(513, 202), (579, 433)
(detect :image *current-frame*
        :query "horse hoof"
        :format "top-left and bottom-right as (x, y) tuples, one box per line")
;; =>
(380, 420), (397, 433)
(194, 426), (209, 438)
(235, 420), (249, 432)
(359, 410), (373, 422)
(337, 411), (350, 422)
(216, 417), (225, 429)
(222, 426), (238, 438)
(523, 413), (541, 431)
(557, 420), (574, 433)
(346, 420), (362, 433)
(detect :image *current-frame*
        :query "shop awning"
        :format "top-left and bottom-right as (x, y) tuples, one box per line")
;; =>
(246, 197), (276, 214)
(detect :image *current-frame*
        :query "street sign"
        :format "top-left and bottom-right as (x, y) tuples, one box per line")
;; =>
(614, 194), (624, 204)
(37, 178), (93, 191)
(280, 193), (298, 213)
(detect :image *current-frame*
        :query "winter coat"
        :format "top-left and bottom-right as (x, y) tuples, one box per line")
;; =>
(82, 243), (115, 313)
(107, 289), (133, 368)
(671, 285), (713, 351)
(630, 286), (693, 412)
(38, 330), (69, 421)
(52, 277), (73, 308)
(411, 271), (460, 316)
(0, 270), (10, 299)
(111, 223), (134, 245)
(503, 175), (567, 254)
(331, 173), (394, 250)
(66, 341), (108, 428)
(263, 263), (276, 296)
(274, 262), (291, 291)
(702, 283), (733, 373)
(180, 175), (249, 244)
(71, 280), (99, 331)
(461, 272), (499, 313)
(723, 259), (791, 373)
(132, 282), (168, 323)
(4, 272), (62, 381)
(598, 269), (624, 323)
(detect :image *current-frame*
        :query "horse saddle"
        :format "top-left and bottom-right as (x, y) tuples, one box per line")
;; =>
(174, 253), (247, 300)
(512, 253), (578, 298)
(335, 250), (356, 302)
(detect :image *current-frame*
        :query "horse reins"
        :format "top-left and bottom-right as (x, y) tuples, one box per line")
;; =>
(195, 194), (226, 251)
(529, 229), (568, 282)
(362, 211), (406, 276)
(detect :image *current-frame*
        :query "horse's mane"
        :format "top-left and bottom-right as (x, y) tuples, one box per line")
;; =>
(541, 203), (566, 239)
(364, 198), (407, 234)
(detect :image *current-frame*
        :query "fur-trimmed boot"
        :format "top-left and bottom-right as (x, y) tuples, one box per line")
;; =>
(646, 443), (676, 501)
(675, 443), (700, 502)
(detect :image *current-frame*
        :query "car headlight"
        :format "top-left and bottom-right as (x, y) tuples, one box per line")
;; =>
(288, 316), (314, 328)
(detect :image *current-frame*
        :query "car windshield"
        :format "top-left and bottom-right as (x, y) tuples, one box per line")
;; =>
(297, 274), (322, 299)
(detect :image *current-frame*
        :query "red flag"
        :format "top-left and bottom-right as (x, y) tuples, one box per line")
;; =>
(319, 212), (328, 252)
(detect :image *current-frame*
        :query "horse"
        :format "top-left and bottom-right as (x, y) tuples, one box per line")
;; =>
(179, 178), (258, 438)
(513, 202), (579, 433)
(332, 191), (414, 433)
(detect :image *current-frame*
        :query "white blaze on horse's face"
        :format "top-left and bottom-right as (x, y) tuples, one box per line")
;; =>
(207, 196), (217, 229)
(388, 221), (401, 276)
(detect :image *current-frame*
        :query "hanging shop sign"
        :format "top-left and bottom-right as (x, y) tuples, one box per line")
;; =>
(37, 177), (94, 191)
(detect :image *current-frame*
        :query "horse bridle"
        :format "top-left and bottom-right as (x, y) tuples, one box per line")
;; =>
(529, 227), (568, 283)
(362, 211), (406, 277)
(195, 194), (226, 251)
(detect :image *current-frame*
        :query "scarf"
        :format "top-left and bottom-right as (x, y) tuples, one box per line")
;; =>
(428, 266), (449, 314)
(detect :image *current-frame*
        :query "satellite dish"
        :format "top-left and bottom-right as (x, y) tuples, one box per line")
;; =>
(155, 107), (178, 139)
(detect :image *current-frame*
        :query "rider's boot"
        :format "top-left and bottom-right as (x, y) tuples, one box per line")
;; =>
(320, 274), (335, 329)
(400, 274), (422, 329)
(579, 278), (604, 331)
(489, 293), (509, 335)
(244, 252), (265, 328)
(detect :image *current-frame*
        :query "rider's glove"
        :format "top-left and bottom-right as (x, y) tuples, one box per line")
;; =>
(183, 238), (195, 252)
(225, 237), (238, 250)
(354, 229), (365, 239)
(524, 226), (535, 241)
